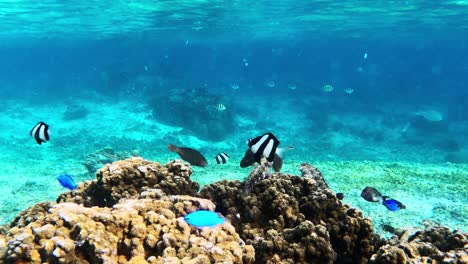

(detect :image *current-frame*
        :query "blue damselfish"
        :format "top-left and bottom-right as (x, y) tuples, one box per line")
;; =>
(57, 174), (78, 190)
(184, 210), (225, 228)
(383, 198), (406, 211)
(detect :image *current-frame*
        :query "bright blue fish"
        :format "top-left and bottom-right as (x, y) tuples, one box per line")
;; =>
(57, 174), (78, 190)
(184, 210), (225, 228)
(383, 198), (406, 211)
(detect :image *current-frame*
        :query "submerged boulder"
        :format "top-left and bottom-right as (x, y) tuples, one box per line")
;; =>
(149, 88), (235, 141)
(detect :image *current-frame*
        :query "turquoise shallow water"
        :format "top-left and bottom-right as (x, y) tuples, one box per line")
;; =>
(0, 95), (466, 237)
(1, 0), (467, 40)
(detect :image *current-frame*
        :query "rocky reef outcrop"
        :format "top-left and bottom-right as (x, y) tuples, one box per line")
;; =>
(81, 147), (139, 174)
(199, 162), (379, 263)
(60, 157), (199, 207)
(149, 88), (235, 141)
(1, 197), (253, 264)
(0, 157), (466, 264)
(370, 222), (468, 264)
(0, 158), (253, 263)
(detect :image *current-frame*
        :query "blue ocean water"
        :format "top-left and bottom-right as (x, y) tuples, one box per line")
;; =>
(0, 1), (467, 234)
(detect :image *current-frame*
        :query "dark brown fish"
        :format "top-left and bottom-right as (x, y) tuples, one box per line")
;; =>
(168, 144), (208, 167)
(336, 193), (344, 200)
(240, 148), (283, 172)
(382, 224), (395, 234)
(361, 187), (383, 202)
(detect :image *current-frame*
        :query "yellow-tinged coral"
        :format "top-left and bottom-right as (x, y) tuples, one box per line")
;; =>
(57, 158), (199, 208)
(2, 197), (253, 263)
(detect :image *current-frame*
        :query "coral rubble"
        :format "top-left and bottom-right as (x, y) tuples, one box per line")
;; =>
(0, 158), (466, 264)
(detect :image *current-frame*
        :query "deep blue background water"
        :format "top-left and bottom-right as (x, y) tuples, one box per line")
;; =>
(1, 36), (467, 118)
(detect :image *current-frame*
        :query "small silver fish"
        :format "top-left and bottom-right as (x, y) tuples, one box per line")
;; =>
(322, 84), (334, 92)
(215, 103), (227, 111)
(343, 88), (354, 94)
(264, 80), (276, 88)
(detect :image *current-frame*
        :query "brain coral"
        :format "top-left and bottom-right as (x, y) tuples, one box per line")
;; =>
(0, 157), (466, 264)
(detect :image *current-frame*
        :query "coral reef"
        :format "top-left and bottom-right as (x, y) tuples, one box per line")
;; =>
(1, 197), (254, 263)
(0, 158), (253, 263)
(149, 88), (235, 141)
(199, 163), (378, 263)
(370, 221), (468, 263)
(81, 147), (138, 174)
(0, 158), (466, 264)
(243, 161), (270, 195)
(60, 157), (199, 207)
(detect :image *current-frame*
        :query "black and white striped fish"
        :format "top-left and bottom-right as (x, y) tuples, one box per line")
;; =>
(215, 152), (230, 164)
(240, 146), (293, 172)
(215, 103), (227, 111)
(248, 132), (280, 163)
(30, 121), (50, 145)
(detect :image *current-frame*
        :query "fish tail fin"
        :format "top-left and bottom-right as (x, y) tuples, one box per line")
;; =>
(381, 196), (389, 204)
(276, 146), (294, 158)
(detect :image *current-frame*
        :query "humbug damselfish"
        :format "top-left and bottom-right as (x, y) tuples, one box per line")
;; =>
(30, 121), (50, 145)
(248, 132), (280, 163)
